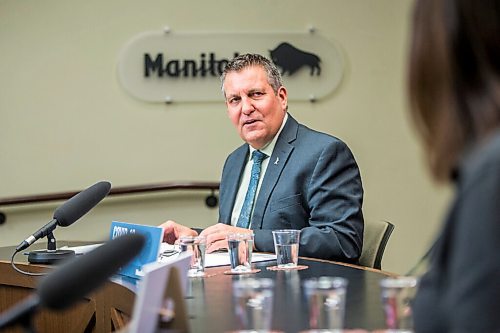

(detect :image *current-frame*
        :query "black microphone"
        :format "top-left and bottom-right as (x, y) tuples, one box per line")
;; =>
(0, 233), (146, 330)
(15, 181), (112, 253)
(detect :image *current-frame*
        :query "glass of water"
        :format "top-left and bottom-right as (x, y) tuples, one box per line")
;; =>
(232, 278), (274, 332)
(303, 276), (348, 332)
(227, 233), (254, 273)
(272, 229), (301, 268)
(380, 276), (418, 332)
(179, 235), (206, 277)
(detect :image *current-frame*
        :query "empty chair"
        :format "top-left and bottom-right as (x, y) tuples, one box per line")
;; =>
(359, 220), (394, 269)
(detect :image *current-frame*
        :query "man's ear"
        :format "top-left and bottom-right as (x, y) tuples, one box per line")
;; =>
(278, 86), (288, 110)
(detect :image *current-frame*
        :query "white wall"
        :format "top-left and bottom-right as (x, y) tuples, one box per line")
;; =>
(0, 0), (451, 274)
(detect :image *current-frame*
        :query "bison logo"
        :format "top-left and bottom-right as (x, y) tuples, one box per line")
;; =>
(270, 42), (321, 76)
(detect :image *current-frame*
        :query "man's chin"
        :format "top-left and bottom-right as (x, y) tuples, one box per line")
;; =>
(243, 138), (267, 149)
(240, 129), (269, 147)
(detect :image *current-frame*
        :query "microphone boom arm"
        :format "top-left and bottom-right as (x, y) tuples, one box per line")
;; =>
(15, 219), (58, 253)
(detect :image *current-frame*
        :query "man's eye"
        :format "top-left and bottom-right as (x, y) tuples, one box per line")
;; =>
(228, 98), (240, 104)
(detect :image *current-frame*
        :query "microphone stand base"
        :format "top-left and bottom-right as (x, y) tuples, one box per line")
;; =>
(28, 249), (76, 265)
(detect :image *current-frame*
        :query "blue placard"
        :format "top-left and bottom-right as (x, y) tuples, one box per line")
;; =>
(110, 221), (164, 279)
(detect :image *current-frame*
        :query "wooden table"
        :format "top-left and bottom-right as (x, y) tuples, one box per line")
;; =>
(0, 243), (394, 332)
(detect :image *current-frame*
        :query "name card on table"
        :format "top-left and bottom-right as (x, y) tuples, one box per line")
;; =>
(109, 221), (164, 279)
(128, 252), (191, 333)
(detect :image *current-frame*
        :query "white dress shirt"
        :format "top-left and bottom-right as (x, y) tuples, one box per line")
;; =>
(230, 113), (289, 227)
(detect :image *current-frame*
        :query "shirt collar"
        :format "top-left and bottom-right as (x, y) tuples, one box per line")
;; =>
(249, 113), (288, 157)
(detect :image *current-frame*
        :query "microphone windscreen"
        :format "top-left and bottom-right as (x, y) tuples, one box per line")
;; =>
(53, 181), (111, 227)
(37, 233), (145, 310)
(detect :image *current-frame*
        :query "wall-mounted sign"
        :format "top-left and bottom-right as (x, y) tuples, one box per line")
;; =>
(117, 30), (344, 103)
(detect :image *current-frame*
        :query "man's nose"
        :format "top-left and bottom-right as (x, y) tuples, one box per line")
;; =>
(241, 97), (254, 115)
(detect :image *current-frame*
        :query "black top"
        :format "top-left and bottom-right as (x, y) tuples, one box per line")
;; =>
(413, 129), (500, 332)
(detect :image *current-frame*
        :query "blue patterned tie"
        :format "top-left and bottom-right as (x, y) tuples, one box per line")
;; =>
(236, 150), (267, 229)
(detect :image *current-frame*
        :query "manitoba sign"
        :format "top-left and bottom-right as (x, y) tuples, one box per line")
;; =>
(117, 31), (344, 103)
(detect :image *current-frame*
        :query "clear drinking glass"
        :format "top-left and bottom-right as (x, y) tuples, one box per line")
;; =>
(272, 229), (301, 268)
(380, 276), (418, 332)
(232, 278), (274, 332)
(179, 235), (206, 277)
(227, 233), (254, 273)
(303, 276), (348, 332)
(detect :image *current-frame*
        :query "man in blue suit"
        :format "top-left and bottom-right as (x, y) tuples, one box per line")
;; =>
(162, 54), (363, 262)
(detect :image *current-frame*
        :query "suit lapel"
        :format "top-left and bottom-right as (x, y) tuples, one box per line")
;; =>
(251, 116), (298, 229)
(220, 144), (249, 225)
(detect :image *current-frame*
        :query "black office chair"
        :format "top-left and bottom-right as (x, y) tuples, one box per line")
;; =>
(359, 220), (394, 270)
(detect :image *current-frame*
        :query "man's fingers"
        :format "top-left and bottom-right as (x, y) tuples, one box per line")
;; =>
(200, 224), (254, 252)
(207, 239), (228, 253)
(199, 223), (223, 236)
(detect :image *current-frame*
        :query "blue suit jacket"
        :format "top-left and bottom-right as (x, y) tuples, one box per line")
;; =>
(218, 115), (364, 262)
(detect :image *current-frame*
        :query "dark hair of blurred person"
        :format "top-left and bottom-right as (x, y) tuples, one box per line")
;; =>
(409, 0), (500, 332)
(408, 0), (500, 181)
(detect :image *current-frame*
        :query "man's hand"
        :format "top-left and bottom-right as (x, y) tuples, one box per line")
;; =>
(160, 220), (197, 244)
(199, 223), (253, 253)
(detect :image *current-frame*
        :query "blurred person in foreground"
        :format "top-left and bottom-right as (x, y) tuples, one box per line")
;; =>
(408, 0), (500, 331)
(161, 53), (364, 262)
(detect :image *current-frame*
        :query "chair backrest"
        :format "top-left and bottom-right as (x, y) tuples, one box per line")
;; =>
(359, 220), (394, 270)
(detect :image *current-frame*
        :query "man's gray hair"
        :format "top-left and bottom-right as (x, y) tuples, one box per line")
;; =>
(220, 54), (284, 97)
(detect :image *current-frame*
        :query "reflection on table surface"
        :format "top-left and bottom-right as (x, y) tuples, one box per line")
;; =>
(184, 257), (392, 332)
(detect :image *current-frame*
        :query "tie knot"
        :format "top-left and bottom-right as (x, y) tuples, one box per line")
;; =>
(252, 150), (267, 163)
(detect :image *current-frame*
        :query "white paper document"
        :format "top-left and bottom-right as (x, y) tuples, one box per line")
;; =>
(62, 242), (277, 268)
(60, 243), (103, 254)
(158, 243), (276, 267)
